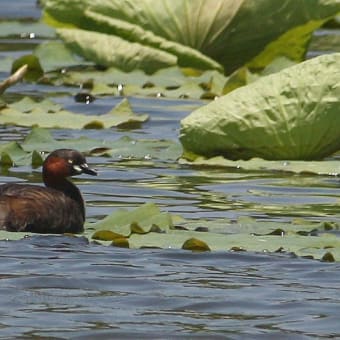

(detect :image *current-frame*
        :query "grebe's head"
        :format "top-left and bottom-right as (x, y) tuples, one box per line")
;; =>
(43, 149), (97, 179)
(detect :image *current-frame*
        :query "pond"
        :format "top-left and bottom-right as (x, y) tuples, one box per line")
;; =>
(0, 1), (339, 338)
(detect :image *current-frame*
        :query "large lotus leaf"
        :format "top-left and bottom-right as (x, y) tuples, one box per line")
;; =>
(43, 0), (340, 74)
(81, 10), (223, 71)
(0, 97), (148, 129)
(57, 28), (177, 74)
(180, 53), (340, 161)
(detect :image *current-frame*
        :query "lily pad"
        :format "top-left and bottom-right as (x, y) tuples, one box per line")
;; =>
(0, 97), (148, 129)
(180, 53), (340, 161)
(89, 203), (174, 236)
(46, 65), (230, 99)
(35, 41), (85, 71)
(0, 127), (182, 167)
(87, 204), (340, 260)
(179, 156), (340, 177)
(0, 142), (33, 167)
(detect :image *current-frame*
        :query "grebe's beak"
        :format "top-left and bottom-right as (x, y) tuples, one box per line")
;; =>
(73, 163), (97, 176)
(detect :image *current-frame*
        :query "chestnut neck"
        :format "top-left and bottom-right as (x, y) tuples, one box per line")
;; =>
(43, 174), (85, 221)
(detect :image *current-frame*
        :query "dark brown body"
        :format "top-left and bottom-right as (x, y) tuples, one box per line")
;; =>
(0, 183), (84, 233)
(0, 149), (96, 234)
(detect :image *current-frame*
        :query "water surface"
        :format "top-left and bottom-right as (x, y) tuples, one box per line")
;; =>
(0, 2), (339, 338)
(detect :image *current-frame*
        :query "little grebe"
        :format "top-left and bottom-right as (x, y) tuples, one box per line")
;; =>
(0, 149), (97, 233)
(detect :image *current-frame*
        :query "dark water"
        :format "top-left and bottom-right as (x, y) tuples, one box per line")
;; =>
(0, 235), (339, 339)
(0, 2), (339, 338)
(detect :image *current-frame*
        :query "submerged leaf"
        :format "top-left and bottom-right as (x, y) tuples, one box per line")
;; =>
(92, 230), (125, 241)
(321, 252), (335, 262)
(11, 55), (44, 82)
(111, 237), (130, 248)
(182, 238), (211, 252)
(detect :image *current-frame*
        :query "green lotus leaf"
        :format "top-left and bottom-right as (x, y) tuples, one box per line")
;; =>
(81, 9), (223, 71)
(0, 97), (148, 129)
(43, 0), (340, 74)
(179, 156), (340, 177)
(102, 136), (182, 162)
(35, 41), (85, 71)
(89, 203), (174, 236)
(22, 127), (106, 153)
(0, 142), (28, 166)
(53, 66), (228, 99)
(86, 204), (340, 261)
(57, 28), (178, 74)
(180, 53), (340, 161)
(0, 127), (182, 167)
(129, 229), (340, 260)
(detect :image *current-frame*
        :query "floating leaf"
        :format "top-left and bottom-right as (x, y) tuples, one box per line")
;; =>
(85, 203), (340, 261)
(89, 203), (174, 236)
(0, 127), (182, 168)
(179, 156), (340, 177)
(0, 97), (148, 129)
(0, 142), (31, 166)
(35, 41), (85, 71)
